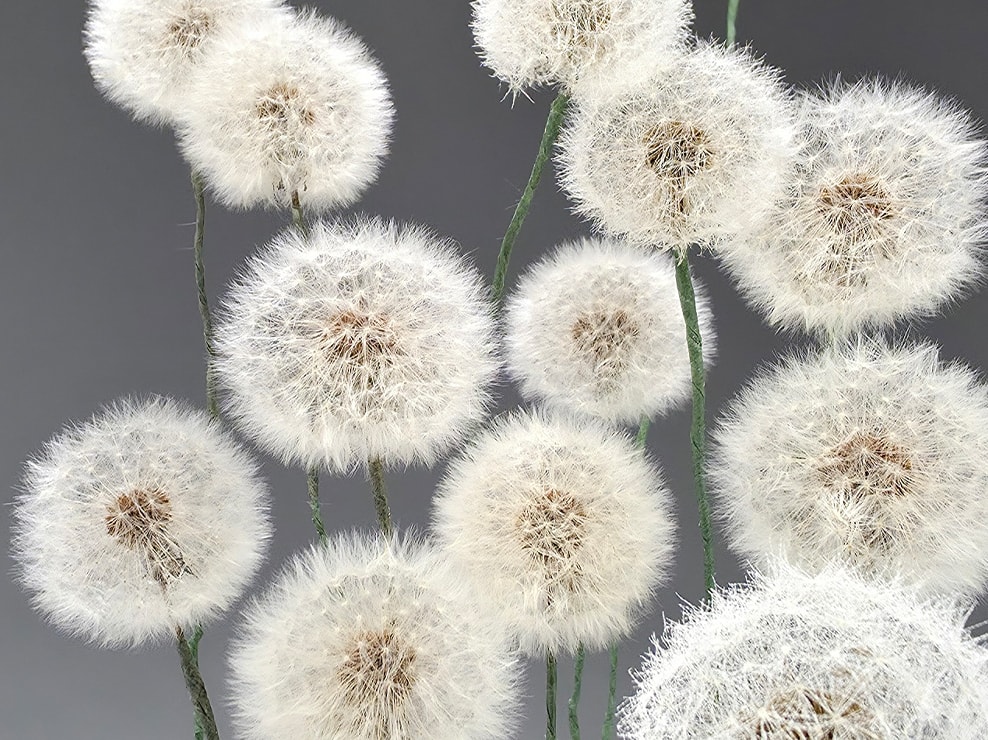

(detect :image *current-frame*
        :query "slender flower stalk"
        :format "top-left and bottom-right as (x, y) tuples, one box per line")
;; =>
(675, 251), (716, 597)
(546, 652), (558, 740)
(307, 466), (327, 542)
(726, 0), (740, 45)
(368, 457), (393, 535)
(492, 92), (570, 303)
(569, 645), (585, 740)
(177, 625), (219, 740)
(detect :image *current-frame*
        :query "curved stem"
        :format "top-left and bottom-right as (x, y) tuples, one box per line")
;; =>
(369, 457), (393, 536)
(191, 171), (219, 421)
(568, 644), (585, 740)
(291, 189), (310, 239)
(307, 466), (327, 542)
(546, 652), (558, 740)
(492, 92), (570, 304)
(726, 0), (741, 45)
(602, 643), (619, 739)
(176, 626), (219, 740)
(674, 251), (716, 598)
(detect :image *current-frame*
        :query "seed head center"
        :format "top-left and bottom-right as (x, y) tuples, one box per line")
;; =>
(319, 309), (402, 367)
(817, 431), (914, 499)
(168, 10), (213, 53)
(105, 488), (189, 587)
(749, 687), (878, 740)
(644, 121), (714, 182)
(571, 308), (639, 372)
(338, 628), (417, 724)
(255, 82), (316, 128)
(516, 488), (589, 593)
(819, 174), (895, 236)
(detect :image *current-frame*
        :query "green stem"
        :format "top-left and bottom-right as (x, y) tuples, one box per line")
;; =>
(602, 643), (619, 740)
(635, 415), (651, 449)
(291, 189), (310, 238)
(176, 626), (219, 740)
(191, 171), (219, 420)
(674, 251), (716, 598)
(546, 652), (558, 740)
(369, 457), (393, 536)
(569, 644), (585, 740)
(492, 92), (570, 304)
(727, 0), (741, 45)
(307, 466), (327, 542)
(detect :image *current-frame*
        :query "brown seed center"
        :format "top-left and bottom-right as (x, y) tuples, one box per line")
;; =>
(550, 0), (613, 49)
(516, 488), (589, 599)
(571, 308), (639, 372)
(748, 687), (879, 740)
(818, 174), (895, 236)
(255, 82), (316, 128)
(318, 309), (402, 366)
(338, 628), (416, 733)
(817, 431), (914, 499)
(644, 121), (714, 181)
(105, 488), (189, 587)
(168, 10), (213, 52)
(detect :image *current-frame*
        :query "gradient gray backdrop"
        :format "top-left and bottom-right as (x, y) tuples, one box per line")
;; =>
(4, 1), (988, 737)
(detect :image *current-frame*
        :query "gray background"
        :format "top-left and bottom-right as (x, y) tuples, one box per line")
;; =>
(4, 1), (988, 737)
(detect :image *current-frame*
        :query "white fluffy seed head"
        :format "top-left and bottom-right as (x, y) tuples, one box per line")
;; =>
(505, 237), (716, 423)
(214, 217), (499, 473)
(618, 563), (988, 740)
(432, 408), (675, 656)
(11, 397), (271, 648)
(471, 0), (693, 93)
(84, 0), (289, 126)
(229, 533), (520, 740)
(176, 9), (393, 211)
(710, 339), (988, 599)
(557, 41), (797, 250)
(718, 77), (988, 337)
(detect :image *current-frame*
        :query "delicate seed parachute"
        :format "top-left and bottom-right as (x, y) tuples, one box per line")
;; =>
(505, 237), (715, 423)
(177, 9), (393, 211)
(557, 41), (797, 250)
(618, 563), (988, 739)
(471, 0), (693, 93)
(710, 339), (988, 598)
(718, 77), (988, 336)
(84, 0), (290, 125)
(432, 408), (675, 655)
(214, 217), (499, 473)
(229, 533), (520, 740)
(11, 397), (271, 648)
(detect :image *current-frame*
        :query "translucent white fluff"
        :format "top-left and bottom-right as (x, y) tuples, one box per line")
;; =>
(177, 9), (393, 211)
(12, 397), (271, 648)
(557, 41), (796, 250)
(505, 237), (715, 423)
(710, 339), (988, 598)
(229, 533), (520, 740)
(718, 78), (988, 336)
(472, 0), (693, 93)
(84, 0), (289, 125)
(618, 563), (988, 739)
(432, 409), (675, 656)
(214, 218), (499, 472)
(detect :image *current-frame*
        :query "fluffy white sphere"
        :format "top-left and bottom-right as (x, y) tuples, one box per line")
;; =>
(618, 563), (988, 739)
(557, 41), (797, 250)
(472, 0), (693, 93)
(229, 533), (520, 740)
(84, 0), (289, 125)
(505, 237), (716, 423)
(177, 9), (393, 211)
(718, 78), (988, 336)
(432, 409), (675, 656)
(710, 339), (988, 598)
(214, 217), (499, 473)
(12, 397), (271, 648)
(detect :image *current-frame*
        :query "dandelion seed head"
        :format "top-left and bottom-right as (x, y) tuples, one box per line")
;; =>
(432, 409), (675, 655)
(11, 397), (271, 648)
(214, 217), (499, 473)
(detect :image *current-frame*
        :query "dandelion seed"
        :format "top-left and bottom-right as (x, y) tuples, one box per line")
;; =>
(214, 217), (499, 472)
(710, 339), (988, 597)
(505, 237), (716, 423)
(11, 397), (271, 647)
(229, 533), (520, 739)
(432, 409), (675, 655)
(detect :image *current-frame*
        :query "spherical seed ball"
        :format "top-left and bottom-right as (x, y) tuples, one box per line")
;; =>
(618, 563), (988, 740)
(472, 0), (693, 93)
(505, 237), (716, 423)
(177, 9), (393, 211)
(229, 533), (520, 740)
(11, 397), (271, 648)
(84, 0), (289, 126)
(718, 78), (988, 337)
(557, 41), (797, 250)
(710, 339), (988, 598)
(214, 217), (499, 473)
(432, 409), (675, 656)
